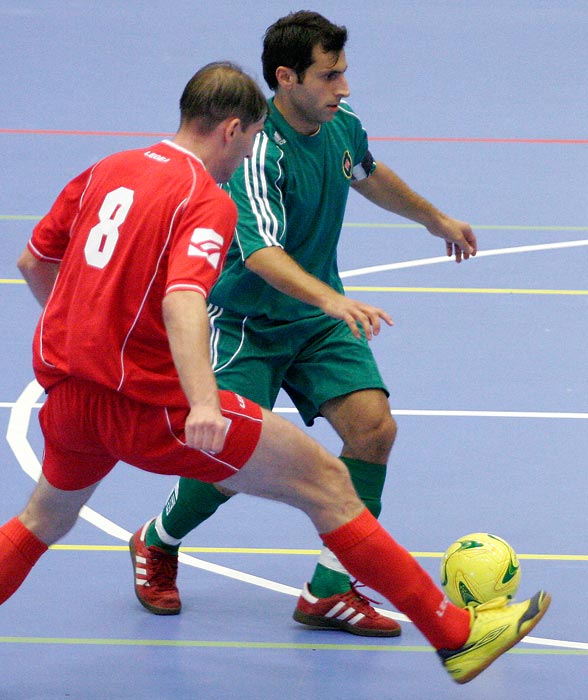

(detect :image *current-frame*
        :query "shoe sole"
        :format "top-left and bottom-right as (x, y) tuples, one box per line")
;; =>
(452, 590), (551, 684)
(293, 610), (402, 637)
(129, 536), (181, 616)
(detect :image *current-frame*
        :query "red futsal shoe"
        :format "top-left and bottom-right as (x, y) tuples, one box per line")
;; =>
(129, 521), (181, 615)
(293, 582), (401, 637)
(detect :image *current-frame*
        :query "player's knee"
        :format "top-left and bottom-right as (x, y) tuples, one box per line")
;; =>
(378, 411), (398, 448)
(347, 410), (397, 461)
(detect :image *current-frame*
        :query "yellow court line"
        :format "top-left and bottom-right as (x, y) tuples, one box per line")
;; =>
(48, 544), (588, 561)
(4, 278), (587, 296)
(0, 636), (430, 651)
(50, 545), (321, 555)
(3, 216), (588, 230)
(0, 215), (42, 220)
(343, 286), (588, 295)
(0, 636), (584, 655)
(411, 552), (588, 562)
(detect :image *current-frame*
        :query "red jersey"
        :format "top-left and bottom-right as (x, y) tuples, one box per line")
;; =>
(29, 140), (237, 407)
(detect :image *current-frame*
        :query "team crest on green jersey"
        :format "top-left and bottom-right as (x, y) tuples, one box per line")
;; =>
(342, 150), (353, 179)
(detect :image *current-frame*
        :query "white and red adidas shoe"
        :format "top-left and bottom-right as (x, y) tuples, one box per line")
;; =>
(129, 520), (181, 615)
(293, 582), (401, 637)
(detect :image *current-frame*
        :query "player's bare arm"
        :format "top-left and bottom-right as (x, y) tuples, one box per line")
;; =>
(245, 246), (393, 339)
(351, 161), (477, 262)
(162, 290), (227, 454)
(17, 248), (60, 306)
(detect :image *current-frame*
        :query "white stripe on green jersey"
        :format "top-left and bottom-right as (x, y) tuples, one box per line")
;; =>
(213, 98), (372, 321)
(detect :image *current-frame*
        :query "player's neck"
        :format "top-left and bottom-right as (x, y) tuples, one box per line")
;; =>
(171, 132), (202, 159)
(171, 131), (218, 177)
(273, 94), (321, 136)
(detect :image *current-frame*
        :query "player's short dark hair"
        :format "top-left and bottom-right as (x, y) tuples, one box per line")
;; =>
(180, 62), (267, 133)
(262, 11), (348, 90)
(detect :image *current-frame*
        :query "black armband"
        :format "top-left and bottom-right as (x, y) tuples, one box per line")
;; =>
(352, 149), (375, 181)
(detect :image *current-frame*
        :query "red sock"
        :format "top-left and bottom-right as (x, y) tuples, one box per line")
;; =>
(321, 509), (470, 649)
(0, 517), (48, 605)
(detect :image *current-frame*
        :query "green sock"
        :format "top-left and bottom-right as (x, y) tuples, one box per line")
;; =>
(345, 457), (387, 520)
(146, 478), (231, 554)
(309, 458), (387, 598)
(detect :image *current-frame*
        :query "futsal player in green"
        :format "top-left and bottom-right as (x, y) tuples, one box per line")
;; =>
(130, 10), (478, 635)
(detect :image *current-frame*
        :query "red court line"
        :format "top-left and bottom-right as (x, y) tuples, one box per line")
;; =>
(1, 128), (588, 144)
(0, 128), (171, 137)
(370, 136), (588, 144)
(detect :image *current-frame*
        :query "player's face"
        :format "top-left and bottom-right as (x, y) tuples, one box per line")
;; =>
(282, 46), (350, 134)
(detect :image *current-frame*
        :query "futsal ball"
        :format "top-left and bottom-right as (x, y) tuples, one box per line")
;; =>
(440, 532), (521, 608)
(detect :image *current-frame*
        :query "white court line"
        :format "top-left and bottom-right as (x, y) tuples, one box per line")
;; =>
(5, 380), (587, 651)
(3, 402), (587, 420)
(4, 238), (586, 647)
(275, 407), (588, 419)
(340, 238), (588, 278)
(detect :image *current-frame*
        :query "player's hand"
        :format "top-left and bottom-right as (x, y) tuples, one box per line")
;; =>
(428, 215), (477, 262)
(184, 404), (229, 454)
(322, 295), (393, 340)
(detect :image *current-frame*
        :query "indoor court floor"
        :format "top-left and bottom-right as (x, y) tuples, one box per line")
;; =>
(1, 1), (587, 698)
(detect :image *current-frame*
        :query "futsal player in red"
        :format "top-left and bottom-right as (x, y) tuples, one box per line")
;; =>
(2, 62), (550, 685)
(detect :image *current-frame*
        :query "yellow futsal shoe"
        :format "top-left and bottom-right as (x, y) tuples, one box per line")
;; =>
(437, 590), (551, 684)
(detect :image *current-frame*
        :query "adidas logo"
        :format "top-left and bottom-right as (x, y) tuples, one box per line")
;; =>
(134, 553), (149, 587)
(322, 600), (365, 626)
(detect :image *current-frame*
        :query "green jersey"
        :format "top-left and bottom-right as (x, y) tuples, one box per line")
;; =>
(210, 98), (372, 320)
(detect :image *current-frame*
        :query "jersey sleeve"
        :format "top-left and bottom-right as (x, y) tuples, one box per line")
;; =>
(28, 166), (95, 261)
(339, 101), (376, 181)
(165, 184), (238, 298)
(224, 132), (286, 261)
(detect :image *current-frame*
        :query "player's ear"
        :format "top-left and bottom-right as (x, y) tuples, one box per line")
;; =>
(223, 117), (242, 142)
(275, 66), (296, 90)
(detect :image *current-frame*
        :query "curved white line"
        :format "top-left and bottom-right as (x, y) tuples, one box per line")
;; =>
(5, 381), (303, 594)
(7, 380), (130, 541)
(6, 380), (586, 649)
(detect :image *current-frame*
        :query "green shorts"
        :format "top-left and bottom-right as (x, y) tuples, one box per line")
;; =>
(209, 307), (389, 426)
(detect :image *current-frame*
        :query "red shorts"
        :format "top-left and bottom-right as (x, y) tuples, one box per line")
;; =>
(39, 377), (263, 490)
